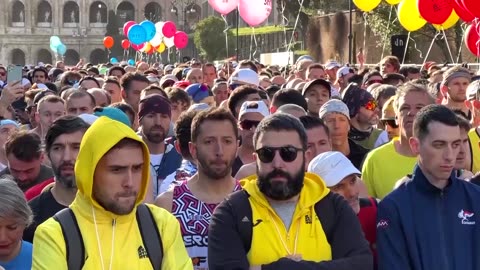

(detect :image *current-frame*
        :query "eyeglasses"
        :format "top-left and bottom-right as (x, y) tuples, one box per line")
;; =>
(381, 119), (398, 128)
(239, 119), (261, 130)
(364, 99), (378, 111)
(255, 146), (304, 163)
(366, 79), (383, 86)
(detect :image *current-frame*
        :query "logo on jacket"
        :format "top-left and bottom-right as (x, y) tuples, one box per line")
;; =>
(376, 219), (389, 229)
(458, 209), (475, 225)
(305, 215), (312, 224)
(138, 246), (148, 259)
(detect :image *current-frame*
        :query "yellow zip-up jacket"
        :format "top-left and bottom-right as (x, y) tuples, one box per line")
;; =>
(32, 116), (192, 270)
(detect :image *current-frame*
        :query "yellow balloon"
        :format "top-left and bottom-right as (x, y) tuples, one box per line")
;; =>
(398, 0), (427, 32)
(156, 43), (166, 53)
(433, 10), (459, 31)
(385, 0), (401, 5)
(353, 0), (381, 12)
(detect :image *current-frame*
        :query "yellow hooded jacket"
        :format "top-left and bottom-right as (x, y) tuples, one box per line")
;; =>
(242, 172), (332, 265)
(32, 117), (192, 270)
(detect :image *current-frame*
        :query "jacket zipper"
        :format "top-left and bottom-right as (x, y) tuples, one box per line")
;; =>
(438, 191), (449, 270)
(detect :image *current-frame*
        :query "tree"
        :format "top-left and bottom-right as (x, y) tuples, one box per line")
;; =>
(105, 10), (123, 61)
(194, 16), (235, 61)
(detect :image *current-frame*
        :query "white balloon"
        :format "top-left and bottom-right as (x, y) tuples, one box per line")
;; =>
(155, 22), (165, 34)
(150, 33), (163, 47)
(164, 36), (175, 48)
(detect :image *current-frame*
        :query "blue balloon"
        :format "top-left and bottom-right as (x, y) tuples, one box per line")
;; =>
(140, 20), (156, 41)
(110, 57), (118, 63)
(57, 44), (67, 56)
(128, 59), (135, 66)
(50, 43), (59, 53)
(128, 24), (147, 45)
(50, 36), (62, 47)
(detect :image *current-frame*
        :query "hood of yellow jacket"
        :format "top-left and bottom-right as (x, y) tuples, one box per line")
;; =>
(240, 172), (330, 208)
(74, 116), (150, 212)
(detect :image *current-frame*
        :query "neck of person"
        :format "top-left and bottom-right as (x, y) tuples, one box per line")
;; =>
(446, 99), (468, 114)
(419, 163), (450, 190)
(333, 138), (350, 156)
(195, 170), (236, 196)
(238, 143), (254, 163)
(144, 138), (166, 155)
(395, 134), (415, 157)
(50, 182), (77, 207)
(351, 118), (372, 132)
(0, 240), (22, 262)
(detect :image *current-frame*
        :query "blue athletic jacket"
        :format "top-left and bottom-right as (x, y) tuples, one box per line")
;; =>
(376, 165), (480, 270)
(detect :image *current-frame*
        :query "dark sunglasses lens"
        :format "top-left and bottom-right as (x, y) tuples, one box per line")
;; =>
(257, 148), (275, 163)
(240, 120), (259, 130)
(279, 147), (298, 162)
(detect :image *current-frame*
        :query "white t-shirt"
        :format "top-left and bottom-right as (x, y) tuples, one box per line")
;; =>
(150, 153), (164, 170)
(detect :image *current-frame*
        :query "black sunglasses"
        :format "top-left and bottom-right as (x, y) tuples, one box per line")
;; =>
(239, 120), (261, 130)
(381, 119), (398, 128)
(255, 146), (304, 163)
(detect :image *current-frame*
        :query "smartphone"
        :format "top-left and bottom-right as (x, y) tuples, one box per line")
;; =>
(7, 65), (23, 84)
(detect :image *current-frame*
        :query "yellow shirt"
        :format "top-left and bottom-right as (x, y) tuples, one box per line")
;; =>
(468, 128), (480, 173)
(361, 139), (417, 199)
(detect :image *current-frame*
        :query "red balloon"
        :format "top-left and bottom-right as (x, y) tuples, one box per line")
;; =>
(103, 36), (114, 49)
(462, 0), (480, 17)
(465, 24), (480, 56)
(123, 21), (136, 36)
(452, 0), (475, 22)
(418, 0), (453, 25)
(173, 31), (188, 49)
(131, 43), (145, 51)
(162, 21), (177, 38)
(121, 39), (130, 50)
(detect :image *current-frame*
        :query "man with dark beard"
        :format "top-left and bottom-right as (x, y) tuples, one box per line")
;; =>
(156, 108), (242, 269)
(23, 116), (90, 242)
(138, 94), (182, 198)
(208, 113), (372, 269)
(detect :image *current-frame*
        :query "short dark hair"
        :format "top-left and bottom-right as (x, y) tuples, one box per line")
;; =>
(109, 102), (135, 124)
(141, 85), (168, 99)
(373, 85), (397, 103)
(87, 67), (100, 75)
(227, 85), (260, 118)
(45, 116), (90, 153)
(174, 110), (199, 160)
(413, 104), (458, 141)
(78, 76), (100, 88)
(238, 60), (258, 73)
(108, 66), (126, 76)
(167, 87), (191, 106)
(271, 88), (308, 112)
(253, 113), (308, 150)
(33, 67), (48, 78)
(5, 131), (42, 162)
(456, 114), (471, 133)
(265, 85), (280, 99)
(67, 90), (96, 108)
(202, 63), (216, 72)
(104, 76), (121, 88)
(299, 115), (329, 135)
(191, 107), (238, 142)
(120, 72), (149, 92)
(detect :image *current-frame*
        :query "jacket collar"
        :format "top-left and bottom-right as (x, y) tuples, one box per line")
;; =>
(411, 164), (457, 195)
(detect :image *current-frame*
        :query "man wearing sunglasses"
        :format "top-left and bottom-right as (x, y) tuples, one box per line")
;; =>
(343, 84), (389, 150)
(232, 101), (270, 177)
(209, 113), (372, 269)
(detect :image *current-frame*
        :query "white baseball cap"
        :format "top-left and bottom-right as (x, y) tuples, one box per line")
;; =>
(229, 68), (260, 87)
(78, 114), (99, 125)
(307, 151), (360, 187)
(325, 60), (341, 70)
(238, 100), (269, 119)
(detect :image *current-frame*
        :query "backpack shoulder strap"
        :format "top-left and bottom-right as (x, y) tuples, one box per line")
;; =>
(314, 192), (339, 243)
(225, 190), (253, 253)
(137, 204), (163, 270)
(53, 208), (85, 270)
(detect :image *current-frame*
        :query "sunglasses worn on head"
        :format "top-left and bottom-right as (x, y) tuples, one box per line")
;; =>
(239, 119), (261, 130)
(381, 119), (398, 128)
(364, 99), (377, 111)
(255, 146), (304, 163)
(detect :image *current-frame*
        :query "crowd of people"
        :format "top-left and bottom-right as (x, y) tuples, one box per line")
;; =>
(0, 54), (479, 270)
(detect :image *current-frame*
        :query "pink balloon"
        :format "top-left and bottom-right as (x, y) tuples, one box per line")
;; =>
(162, 21), (177, 38)
(239, 0), (272, 27)
(123, 21), (136, 37)
(208, 0), (239, 15)
(131, 43), (145, 51)
(174, 31), (189, 49)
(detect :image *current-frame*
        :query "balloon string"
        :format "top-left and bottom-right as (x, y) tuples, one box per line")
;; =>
(456, 23), (467, 64)
(286, 0), (305, 65)
(222, 15), (230, 59)
(249, 27), (254, 60)
(252, 27), (258, 61)
(441, 28), (455, 64)
(363, 12), (369, 62)
(402, 32), (410, 64)
(167, 47), (171, 63)
(280, 0), (289, 50)
(380, 5), (394, 61)
(409, 34), (423, 60)
(421, 31), (441, 72)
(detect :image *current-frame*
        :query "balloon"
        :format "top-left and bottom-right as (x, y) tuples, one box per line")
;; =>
(110, 57), (118, 63)
(433, 10), (459, 30)
(123, 21), (136, 36)
(462, 0), (480, 17)
(164, 36), (175, 48)
(140, 42), (152, 53)
(131, 43), (145, 51)
(465, 24), (480, 56)
(50, 43), (58, 53)
(121, 39), (130, 50)
(103, 36), (114, 49)
(57, 44), (67, 56)
(140, 20), (156, 41)
(146, 46), (155, 55)
(128, 59), (135, 66)
(162, 21), (177, 38)
(418, 0), (453, 25)
(452, 0), (475, 22)
(150, 34), (163, 47)
(353, 0), (381, 12)
(385, 0), (401, 5)
(50, 36), (62, 47)
(208, 0), (239, 15)
(173, 31), (188, 49)
(398, 0), (427, 31)
(238, 0), (272, 27)
(128, 24), (147, 45)
(156, 43), (166, 53)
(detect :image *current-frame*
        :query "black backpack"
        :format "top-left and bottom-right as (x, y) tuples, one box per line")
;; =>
(53, 204), (163, 270)
(226, 189), (338, 252)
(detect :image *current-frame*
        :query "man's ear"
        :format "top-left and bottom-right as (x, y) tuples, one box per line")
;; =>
(409, 137), (420, 156)
(188, 141), (197, 161)
(440, 85), (448, 97)
(174, 140), (181, 155)
(121, 89), (127, 99)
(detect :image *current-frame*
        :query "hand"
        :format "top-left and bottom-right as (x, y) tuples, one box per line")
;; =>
(286, 254), (302, 262)
(0, 80), (23, 106)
